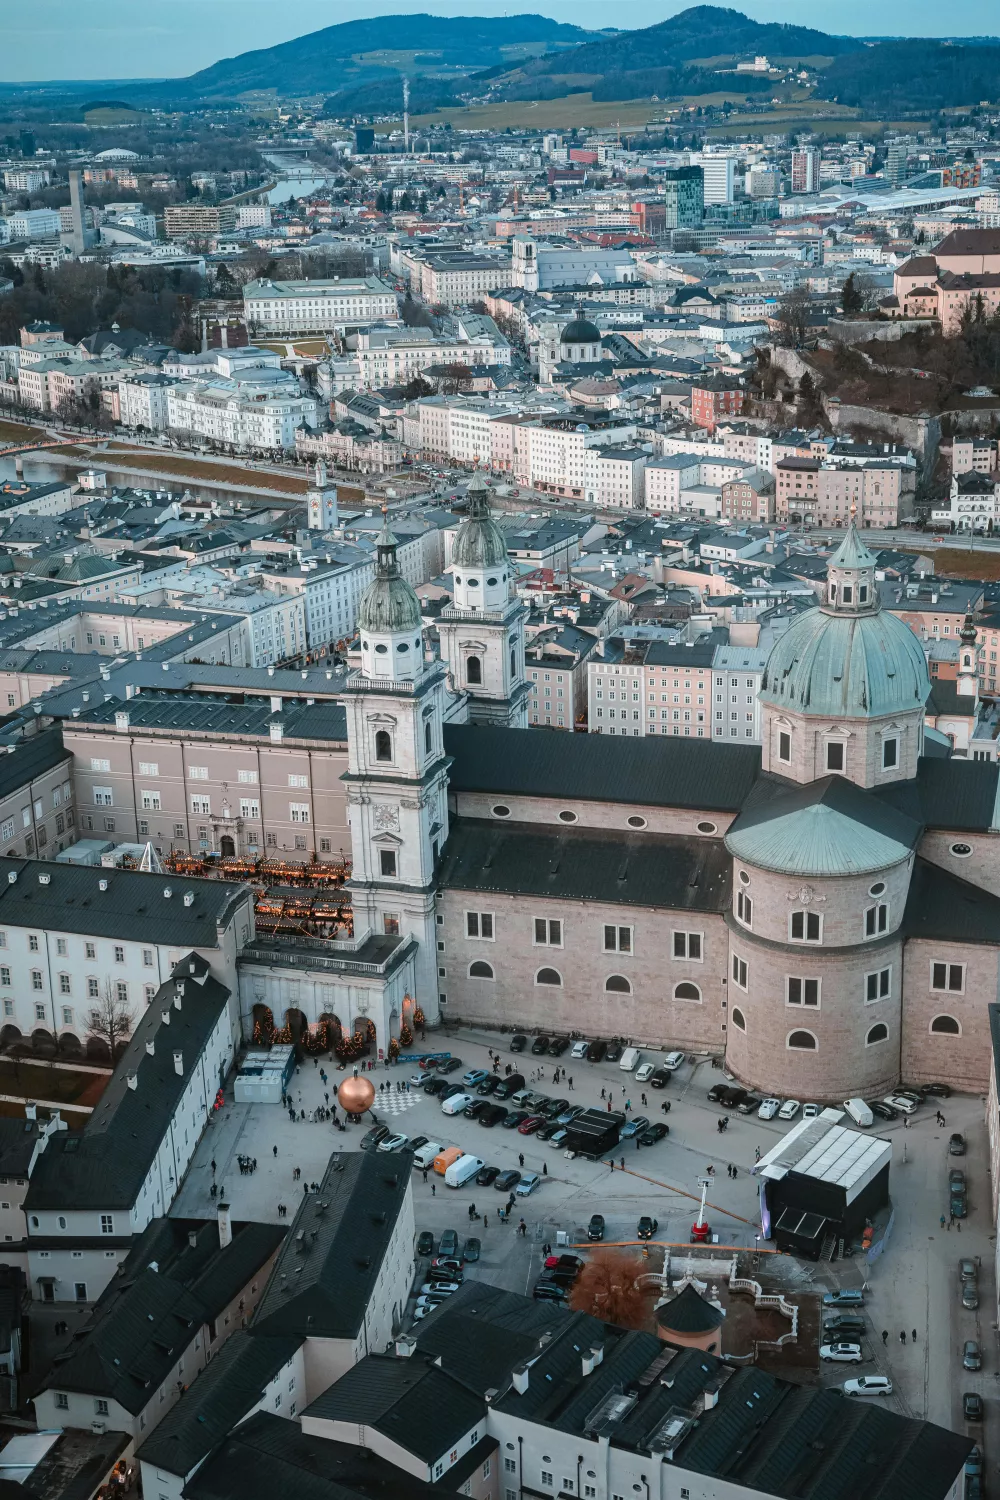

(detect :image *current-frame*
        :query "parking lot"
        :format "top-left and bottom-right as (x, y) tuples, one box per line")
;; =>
(172, 1022), (996, 1478)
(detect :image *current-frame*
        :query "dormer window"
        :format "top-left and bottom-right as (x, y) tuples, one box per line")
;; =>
(842, 585), (853, 604)
(859, 585), (868, 603)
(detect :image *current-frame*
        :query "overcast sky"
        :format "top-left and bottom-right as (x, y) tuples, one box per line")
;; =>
(2, 0), (997, 82)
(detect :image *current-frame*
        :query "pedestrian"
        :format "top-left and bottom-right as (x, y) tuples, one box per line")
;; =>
(754, 1147), (761, 1163)
(912, 1329), (917, 1343)
(662, 1102), (669, 1114)
(622, 1084), (626, 1096)
(707, 1164), (715, 1176)
(882, 1329), (888, 1345)
(272, 1145), (278, 1158)
(641, 1093), (648, 1107)
(957, 1219), (961, 1232)
(211, 1158), (217, 1174)
(904, 1116), (908, 1129)
(940, 1214), (946, 1229)
(483, 1214), (489, 1229)
(609, 1159), (614, 1172)
(468, 1203), (476, 1221)
(940, 1115), (946, 1127)
(568, 1076), (573, 1091)
(431, 1184), (436, 1197)
(620, 1157), (625, 1171)
(518, 1153), (525, 1168)
(899, 1330), (906, 1345)
(423, 1167), (428, 1183)
(625, 1100), (631, 1113)
(607, 1100), (612, 1113)
(542, 1162), (547, 1175)
(601, 1087), (606, 1100)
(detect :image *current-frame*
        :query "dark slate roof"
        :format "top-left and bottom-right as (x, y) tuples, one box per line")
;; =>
(304, 1354), (483, 1462)
(438, 818), (731, 912)
(0, 728), (69, 802)
(414, 1280), (579, 1395)
(111, 1215), (286, 1321)
(903, 857), (1000, 946)
(136, 1329), (301, 1477)
(0, 858), (249, 945)
(874, 756), (1000, 832)
(182, 1411), (459, 1500)
(657, 1282), (725, 1333)
(443, 724), (761, 812)
(25, 964), (233, 1212)
(927, 680), (978, 717)
(251, 1151), (410, 1341)
(73, 696), (347, 744)
(0, 1117), (40, 1177)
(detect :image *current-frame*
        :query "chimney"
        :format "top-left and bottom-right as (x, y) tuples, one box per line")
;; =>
(188, 1229), (198, 1249)
(270, 694), (282, 714)
(582, 1350), (596, 1377)
(217, 1201), (232, 1249)
(511, 1363), (529, 1394)
(703, 1386), (719, 1411)
(173, 1049), (183, 1075)
(395, 1334), (417, 1358)
(161, 1009), (171, 1026)
(145, 1039), (155, 1057)
(126, 1073), (137, 1090)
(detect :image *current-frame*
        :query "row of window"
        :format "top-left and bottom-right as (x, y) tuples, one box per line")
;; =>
(91, 759), (305, 786)
(735, 892), (890, 943)
(730, 1009), (962, 1044)
(732, 952), (967, 997)
(776, 729), (899, 773)
(464, 912), (701, 958)
(96, 787), (312, 823)
(464, 962), (703, 1000)
(2, 936), (154, 965)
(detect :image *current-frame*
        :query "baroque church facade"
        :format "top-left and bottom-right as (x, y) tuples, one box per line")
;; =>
(244, 480), (1000, 1099)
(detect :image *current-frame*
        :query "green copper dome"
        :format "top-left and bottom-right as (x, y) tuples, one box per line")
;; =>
(759, 607), (929, 718)
(452, 471), (509, 571)
(358, 522), (422, 634)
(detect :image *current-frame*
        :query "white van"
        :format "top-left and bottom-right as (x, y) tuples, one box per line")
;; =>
(412, 1141), (442, 1170)
(441, 1092), (474, 1115)
(619, 1047), (642, 1072)
(444, 1153), (484, 1189)
(843, 1098), (873, 1128)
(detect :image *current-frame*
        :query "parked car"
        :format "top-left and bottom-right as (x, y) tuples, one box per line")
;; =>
(440, 1229), (459, 1257)
(545, 1253), (584, 1276)
(533, 1281), (569, 1303)
(548, 1037), (570, 1056)
(501, 1110), (529, 1130)
(721, 1087), (750, 1109)
(868, 1100), (897, 1121)
(820, 1343), (863, 1363)
(962, 1281), (980, 1310)
(963, 1340), (982, 1371)
(535, 1121), (561, 1141)
(476, 1075), (502, 1096)
(509, 1035), (527, 1052)
(823, 1315), (866, 1338)
(949, 1168), (967, 1194)
(920, 1082), (951, 1098)
(952, 1192), (968, 1220)
(587, 1039), (607, 1062)
(621, 1116), (650, 1139)
(439, 1057), (464, 1073)
(476, 1165), (500, 1186)
(464, 1099), (489, 1120)
(966, 1447), (983, 1478)
(430, 1256), (463, 1274)
(416, 1230), (434, 1256)
(494, 1169), (521, 1192)
(413, 1300), (445, 1320)
(662, 1051), (685, 1071)
(883, 1094), (918, 1114)
(542, 1098), (570, 1118)
(758, 1098), (781, 1120)
(604, 1042), (622, 1063)
(964, 1393), (984, 1422)
(588, 1214), (605, 1241)
(649, 1069), (672, 1090)
(463, 1069), (489, 1087)
(571, 1041), (589, 1059)
(708, 1084), (729, 1104)
(556, 1105), (584, 1126)
(441, 1092), (474, 1115)
(516, 1172), (541, 1196)
(960, 1258), (977, 1281)
(439, 1083), (465, 1102)
(361, 1124), (391, 1150)
(518, 1115), (545, 1135)
(949, 1133), (967, 1156)
(843, 1376), (892, 1397)
(822, 1290), (865, 1307)
(637, 1216), (659, 1240)
(479, 1104), (508, 1127)
(639, 1122), (669, 1145)
(778, 1100), (801, 1121)
(635, 1062), (656, 1083)
(531, 1036), (550, 1055)
(802, 1103), (820, 1119)
(420, 1280), (461, 1296)
(410, 1136), (429, 1153)
(378, 1132), (410, 1152)
(737, 1095), (762, 1115)
(548, 1129), (569, 1149)
(463, 1237), (480, 1263)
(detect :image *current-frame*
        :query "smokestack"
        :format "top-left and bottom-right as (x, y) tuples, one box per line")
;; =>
(217, 1202), (232, 1249)
(68, 170), (86, 257)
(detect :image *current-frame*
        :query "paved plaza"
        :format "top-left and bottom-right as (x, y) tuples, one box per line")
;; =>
(170, 1023), (997, 1467)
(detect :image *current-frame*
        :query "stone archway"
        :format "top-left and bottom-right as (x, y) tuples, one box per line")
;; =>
(86, 1035), (111, 1064)
(220, 835), (236, 858)
(389, 1007), (400, 1042)
(252, 1004), (275, 1046)
(0, 1025), (21, 1051)
(284, 1008), (307, 1046)
(58, 1031), (83, 1059)
(31, 1029), (57, 1059)
(318, 1011), (342, 1051)
(351, 1017), (376, 1052)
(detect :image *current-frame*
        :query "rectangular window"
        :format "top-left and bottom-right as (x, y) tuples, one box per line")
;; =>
(882, 737), (898, 770)
(778, 730), (791, 762)
(34, 1002), (45, 1021)
(100, 1215), (113, 1234)
(288, 774), (308, 788)
(90, 758), (110, 772)
(466, 911), (495, 940)
(31, 971), (42, 992)
(88, 977), (99, 998)
(672, 931), (702, 960)
(787, 976), (820, 1007)
(736, 889), (752, 926)
(114, 946), (124, 963)
(0, 970), (8, 988)
(59, 974), (71, 995)
(55, 938), (66, 956)
(826, 741), (845, 772)
(238, 769), (258, 783)
(866, 967), (891, 1002)
(54, 1393), (68, 1410)
(141, 791), (161, 811)
(191, 796), (211, 816)
(93, 787), (113, 807)
(790, 910), (821, 942)
(864, 903), (888, 937)
(116, 982), (127, 1005)
(62, 1006), (73, 1025)
(534, 918), (562, 946)
(0, 820), (12, 843)
(732, 953), (747, 990)
(188, 766), (208, 780)
(85, 943), (96, 960)
(289, 803), (310, 823)
(604, 925), (633, 954)
(240, 799), (260, 819)
(138, 762), (159, 777)
(931, 962), (964, 993)
(379, 849), (397, 878)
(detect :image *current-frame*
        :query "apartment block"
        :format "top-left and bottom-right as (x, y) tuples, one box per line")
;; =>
(775, 457), (906, 527)
(163, 204), (239, 240)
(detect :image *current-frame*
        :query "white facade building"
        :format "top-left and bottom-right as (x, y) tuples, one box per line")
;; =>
(118, 372), (177, 431)
(165, 382), (320, 453)
(243, 278), (398, 334)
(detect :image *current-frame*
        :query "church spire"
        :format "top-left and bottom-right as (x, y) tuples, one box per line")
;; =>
(826, 515), (878, 615)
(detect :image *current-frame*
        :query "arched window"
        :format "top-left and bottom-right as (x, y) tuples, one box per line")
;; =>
(469, 960), (494, 980)
(787, 1029), (817, 1050)
(605, 975), (631, 993)
(865, 1023), (888, 1045)
(674, 981), (701, 1002)
(535, 967), (562, 986)
(466, 655), (482, 686)
(374, 730), (392, 762)
(424, 721), (432, 753)
(930, 1014), (961, 1035)
(731, 1006), (746, 1031)
(510, 647), (517, 678)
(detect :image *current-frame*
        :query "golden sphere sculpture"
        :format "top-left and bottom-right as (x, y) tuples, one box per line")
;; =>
(339, 1074), (376, 1115)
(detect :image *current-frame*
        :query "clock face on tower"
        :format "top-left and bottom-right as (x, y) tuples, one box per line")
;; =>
(372, 804), (400, 832)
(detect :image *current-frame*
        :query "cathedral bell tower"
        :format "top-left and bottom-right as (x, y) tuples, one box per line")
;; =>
(343, 520), (450, 1025)
(438, 469), (531, 727)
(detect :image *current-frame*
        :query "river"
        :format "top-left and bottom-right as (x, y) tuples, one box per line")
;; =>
(261, 151), (332, 205)
(0, 453), (287, 507)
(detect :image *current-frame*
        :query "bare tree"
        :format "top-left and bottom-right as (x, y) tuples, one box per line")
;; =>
(87, 982), (134, 1061)
(774, 288), (813, 349)
(569, 1249), (649, 1329)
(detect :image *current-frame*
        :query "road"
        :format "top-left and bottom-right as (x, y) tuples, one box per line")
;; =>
(171, 1024), (994, 1470)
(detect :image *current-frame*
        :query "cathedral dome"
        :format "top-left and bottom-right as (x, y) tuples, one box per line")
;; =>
(358, 522), (422, 634)
(560, 315), (601, 345)
(452, 471), (509, 571)
(759, 524), (930, 719)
